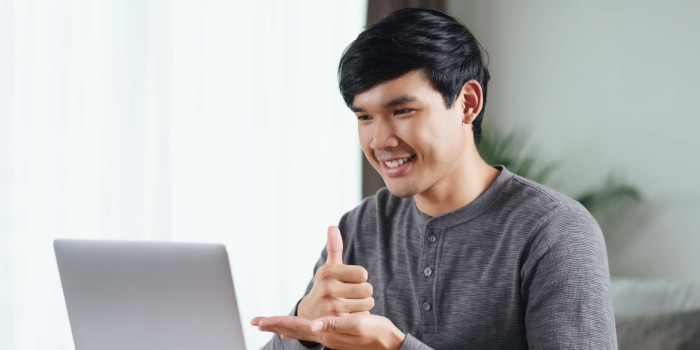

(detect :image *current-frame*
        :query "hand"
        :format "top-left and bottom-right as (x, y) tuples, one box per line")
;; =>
(251, 313), (406, 350)
(296, 226), (374, 320)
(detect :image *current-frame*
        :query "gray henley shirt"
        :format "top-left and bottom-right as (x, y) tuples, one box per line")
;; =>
(263, 165), (617, 349)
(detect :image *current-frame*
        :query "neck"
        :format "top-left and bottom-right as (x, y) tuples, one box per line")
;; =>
(414, 149), (500, 218)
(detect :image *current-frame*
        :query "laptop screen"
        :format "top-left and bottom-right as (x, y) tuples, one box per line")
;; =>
(54, 239), (246, 350)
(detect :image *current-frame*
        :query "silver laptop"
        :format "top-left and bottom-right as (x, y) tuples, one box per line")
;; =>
(54, 239), (246, 350)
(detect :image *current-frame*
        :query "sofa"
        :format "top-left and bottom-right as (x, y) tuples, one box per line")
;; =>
(612, 278), (700, 349)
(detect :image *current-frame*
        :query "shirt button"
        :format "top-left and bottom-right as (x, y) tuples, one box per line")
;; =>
(423, 267), (433, 276)
(428, 234), (437, 243)
(422, 301), (432, 311)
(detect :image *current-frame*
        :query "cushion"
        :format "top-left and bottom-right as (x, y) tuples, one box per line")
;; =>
(612, 278), (700, 315)
(616, 308), (700, 350)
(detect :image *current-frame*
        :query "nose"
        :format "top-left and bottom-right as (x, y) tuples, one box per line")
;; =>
(369, 118), (399, 150)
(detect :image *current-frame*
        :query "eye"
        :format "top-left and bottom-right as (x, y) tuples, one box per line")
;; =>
(357, 115), (372, 121)
(394, 108), (415, 116)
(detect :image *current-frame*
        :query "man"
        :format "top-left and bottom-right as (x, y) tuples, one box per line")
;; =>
(252, 8), (617, 350)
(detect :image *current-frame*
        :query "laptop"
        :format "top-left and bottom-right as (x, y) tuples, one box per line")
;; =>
(54, 239), (246, 350)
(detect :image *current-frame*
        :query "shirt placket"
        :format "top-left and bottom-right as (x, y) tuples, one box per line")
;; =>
(419, 225), (442, 334)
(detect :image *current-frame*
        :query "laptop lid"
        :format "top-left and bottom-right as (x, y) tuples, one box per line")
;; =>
(54, 239), (246, 350)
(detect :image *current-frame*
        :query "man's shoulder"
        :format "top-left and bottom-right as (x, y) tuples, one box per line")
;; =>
(501, 172), (591, 219)
(501, 173), (603, 248)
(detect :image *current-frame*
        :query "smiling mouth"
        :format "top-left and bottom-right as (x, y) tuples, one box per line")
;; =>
(382, 154), (416, 168)
(378, 154), (416, 177)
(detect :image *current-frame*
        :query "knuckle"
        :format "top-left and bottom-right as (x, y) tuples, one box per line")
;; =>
(319, 266), (335, 281)
(327, 319), (340, 333)
(323, 282), (339, 297)
(367, 296), (375, 309)
(289, 326), (302, 339)
(364, 282), (373, 297)
(327, 301), (340, 315)
(332, 307), (344, 317)
(284, 321), (304, 340)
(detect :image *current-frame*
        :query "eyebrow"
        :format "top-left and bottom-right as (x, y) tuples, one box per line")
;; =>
(351, 95), (419, 112)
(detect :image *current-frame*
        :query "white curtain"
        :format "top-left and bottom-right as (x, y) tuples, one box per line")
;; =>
(0, 0), (367, 348)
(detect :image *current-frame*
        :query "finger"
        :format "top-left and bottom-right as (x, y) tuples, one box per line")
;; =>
(257, 316), (308, 329)
(256, 316), (317, 341)
(325, 226), (343, 265)
(336, 297), (374, 313)
(322, 264), (368, 283)
(335, 281), (373, 299)
(279, 331), (327, 342)
(279, 333), (303, 340)
(250, 316), (264, 326)
(259, 326), (316, 343)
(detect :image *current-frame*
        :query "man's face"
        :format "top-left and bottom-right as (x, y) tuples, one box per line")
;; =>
(352, 70), (471, 198)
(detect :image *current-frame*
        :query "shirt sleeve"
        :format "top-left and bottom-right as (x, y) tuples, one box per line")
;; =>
(521, 207), (618, 349)
(399, 333), (435, 350)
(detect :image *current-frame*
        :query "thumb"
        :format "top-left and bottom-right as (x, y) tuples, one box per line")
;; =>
(325, 226), (343, 265)
(310, 315), (357, 335)
(311, 317), (341, 333)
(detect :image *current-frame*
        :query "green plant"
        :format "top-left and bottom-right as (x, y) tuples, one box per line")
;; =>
(478, 127), (641, 215)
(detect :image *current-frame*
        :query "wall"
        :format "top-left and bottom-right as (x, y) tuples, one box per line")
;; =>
(447, 0), (700, 279)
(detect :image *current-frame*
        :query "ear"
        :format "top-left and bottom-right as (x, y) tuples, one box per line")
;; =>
(459, 80), (483, 125)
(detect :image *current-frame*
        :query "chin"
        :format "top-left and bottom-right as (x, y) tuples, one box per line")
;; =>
(385, 182), (421, 198)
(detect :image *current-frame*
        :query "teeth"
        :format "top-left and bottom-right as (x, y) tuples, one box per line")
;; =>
(384, 156), (412, 168)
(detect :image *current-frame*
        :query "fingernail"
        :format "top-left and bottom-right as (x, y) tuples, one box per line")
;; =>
(311, 320), (324, 332)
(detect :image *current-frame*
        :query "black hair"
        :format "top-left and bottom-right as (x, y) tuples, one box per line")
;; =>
(338, 8), (490, 145)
